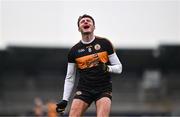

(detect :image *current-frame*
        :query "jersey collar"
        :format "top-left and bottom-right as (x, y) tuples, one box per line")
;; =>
(80, 36), (95, 45)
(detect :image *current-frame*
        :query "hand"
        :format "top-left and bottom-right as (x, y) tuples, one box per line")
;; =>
(99, 62), (109, 72)
(56, 100), (68, 114)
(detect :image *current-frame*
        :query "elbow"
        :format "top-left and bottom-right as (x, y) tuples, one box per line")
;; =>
(65, 76), (75, 83)
(117, 64), (122, 74)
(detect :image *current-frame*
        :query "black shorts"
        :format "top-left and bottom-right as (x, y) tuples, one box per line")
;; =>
(73, 89), (112, 106)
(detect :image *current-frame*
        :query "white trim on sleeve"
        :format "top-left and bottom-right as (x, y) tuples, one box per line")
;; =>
(62, 63), (76, 101)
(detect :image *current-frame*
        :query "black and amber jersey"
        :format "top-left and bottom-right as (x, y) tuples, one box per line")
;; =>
(68, 36), (114, 91)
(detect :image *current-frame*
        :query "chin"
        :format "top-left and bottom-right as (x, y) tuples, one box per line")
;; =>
(82, 31), (91, 35)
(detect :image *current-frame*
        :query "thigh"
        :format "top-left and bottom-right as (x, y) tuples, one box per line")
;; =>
(96, 97), (111, 117)
(69, 99), (89, 117)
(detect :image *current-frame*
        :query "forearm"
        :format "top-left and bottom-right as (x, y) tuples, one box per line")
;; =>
(63, 78), (75, 101)
(108, 53), (122, 74)
(108, 64), (122, 74)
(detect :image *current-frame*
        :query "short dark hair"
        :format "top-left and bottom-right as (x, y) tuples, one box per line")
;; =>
(77, 14), (95, 27)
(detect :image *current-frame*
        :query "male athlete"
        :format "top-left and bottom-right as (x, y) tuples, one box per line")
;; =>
(56, 14), (122, 117)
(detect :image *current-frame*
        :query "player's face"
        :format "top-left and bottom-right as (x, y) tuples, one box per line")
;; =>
(78, 17), (95, 35)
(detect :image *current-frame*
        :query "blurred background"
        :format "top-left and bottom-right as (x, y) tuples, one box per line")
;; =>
(0, 0), (180, 116)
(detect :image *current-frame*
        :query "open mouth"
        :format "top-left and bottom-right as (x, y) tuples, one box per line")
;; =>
(83, 25), (90, 29)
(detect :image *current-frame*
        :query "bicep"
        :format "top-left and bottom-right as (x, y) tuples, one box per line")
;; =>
(65, 63), (76, 81)
(108, 53), (121, 65)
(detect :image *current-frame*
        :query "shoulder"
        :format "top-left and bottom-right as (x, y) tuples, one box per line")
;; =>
(69, 41), (82, 52)
(95, 36), (113, 45)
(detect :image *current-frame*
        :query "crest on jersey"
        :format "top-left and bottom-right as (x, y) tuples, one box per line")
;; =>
(94, 44), (101, 50)
(76, 91), (82, 95)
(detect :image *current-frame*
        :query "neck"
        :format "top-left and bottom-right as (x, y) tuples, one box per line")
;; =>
(81, 33), (94, 42)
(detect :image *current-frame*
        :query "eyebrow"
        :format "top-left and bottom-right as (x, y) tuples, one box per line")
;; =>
(80, 18), (92, 23)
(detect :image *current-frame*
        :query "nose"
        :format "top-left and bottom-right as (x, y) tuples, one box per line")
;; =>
(84, 21), (88, 24)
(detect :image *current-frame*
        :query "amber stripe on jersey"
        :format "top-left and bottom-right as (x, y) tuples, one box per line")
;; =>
(75, 51), (108, 69)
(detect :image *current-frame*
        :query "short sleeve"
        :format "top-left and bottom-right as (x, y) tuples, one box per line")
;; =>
(68, 48), (75, 63)
(105, 39), (114, 55)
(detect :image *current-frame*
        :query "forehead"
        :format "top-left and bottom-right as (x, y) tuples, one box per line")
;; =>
(79, 17), (93, 22)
